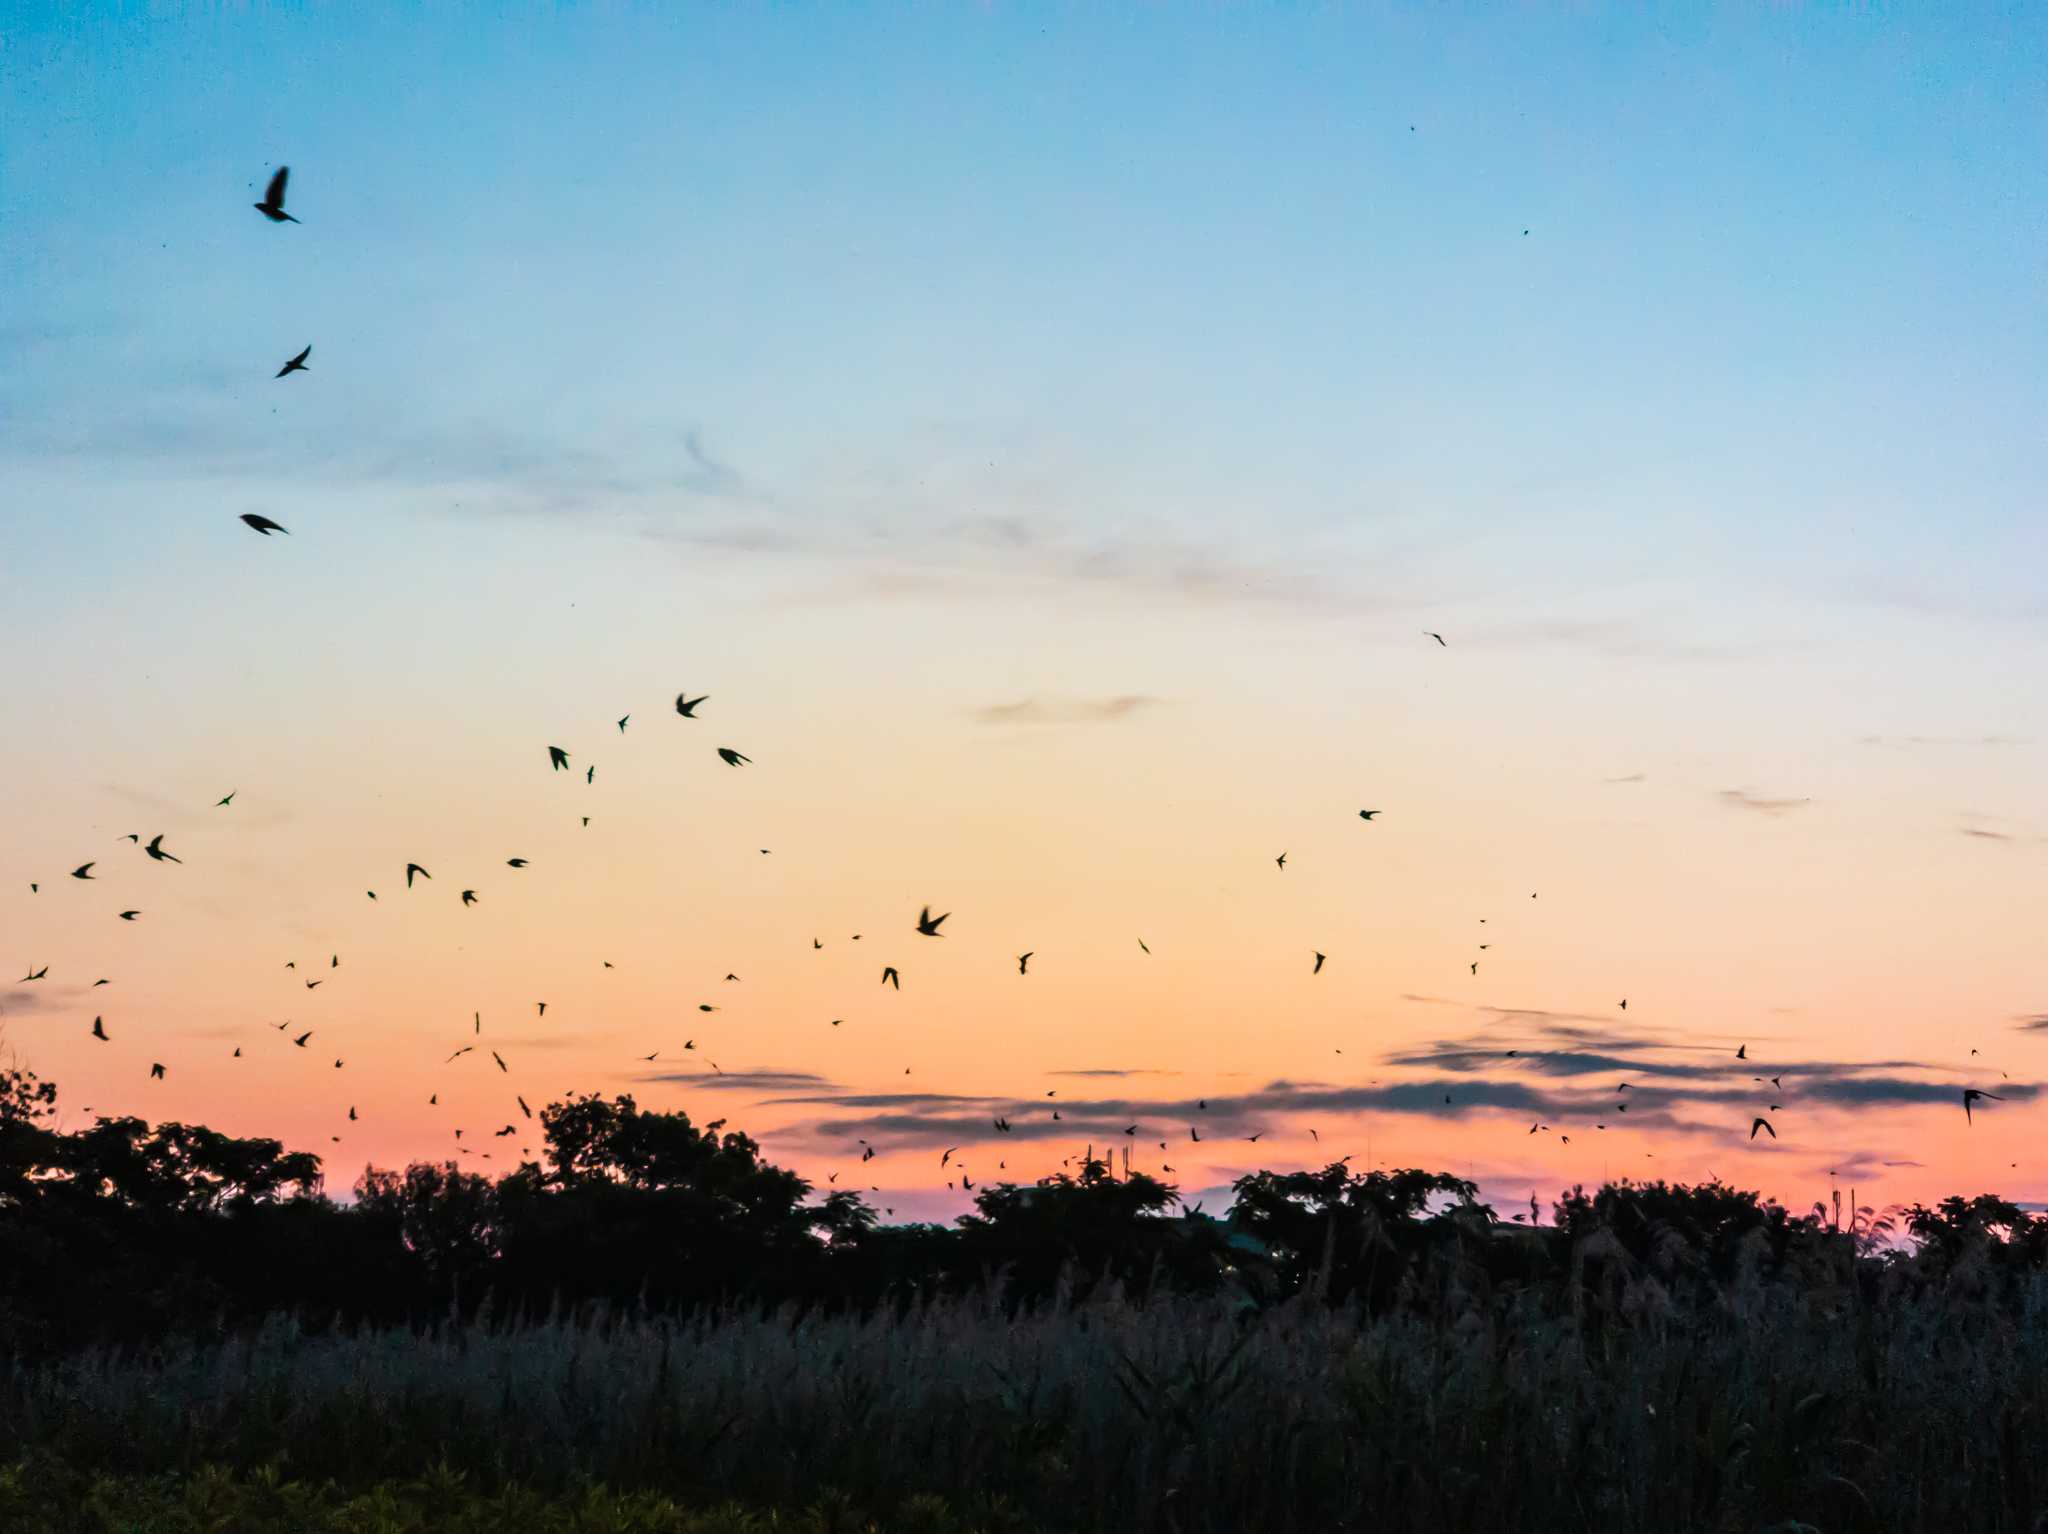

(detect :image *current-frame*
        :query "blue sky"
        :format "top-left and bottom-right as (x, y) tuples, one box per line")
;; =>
(2, 5), (2043, 1215)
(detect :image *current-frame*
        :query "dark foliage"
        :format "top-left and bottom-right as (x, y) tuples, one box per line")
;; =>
(0, 1054), (2036, 1362)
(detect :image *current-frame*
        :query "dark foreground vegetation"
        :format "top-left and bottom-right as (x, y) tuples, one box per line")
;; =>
(11, 1057), (2048, 1530)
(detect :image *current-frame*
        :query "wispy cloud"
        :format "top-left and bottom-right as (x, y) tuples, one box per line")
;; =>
(2012, 1016), (2048, 1033)
(1858, 735), (2031, 749)
(1604, 772), (1647, 784)
(641, 1069), (836, 1093)
(1718, 788), (1812, 816)
(1960, 827), (2014, 842)
(972, 696), (1163, 726)
(1048, 1067), (1182, 1079)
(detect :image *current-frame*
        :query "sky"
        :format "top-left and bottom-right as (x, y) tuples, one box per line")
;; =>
(2, 4), (2044, 1224)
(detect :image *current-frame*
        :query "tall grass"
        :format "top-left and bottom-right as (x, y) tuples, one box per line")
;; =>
(10, 1279), (2048, 1532)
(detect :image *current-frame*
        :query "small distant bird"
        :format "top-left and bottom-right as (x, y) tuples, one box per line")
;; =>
(150, 1063), (166, 1080)
(1138, 938), (1150, 954)
(293, 1031), (312, 1047)
(91, 1018), (108, 1041)
(406, 863), (430, 887)
(717, 748), (750, 766)
(675, 693), (708, 717)
(518, 1095), (532, 1118)
(1425, 632), (1446, 646)
(492, 1051), (507, 1073)
(1123, 1125), (1137, 1137)
(1750, 1117), (1775, 1140)
(461, 890), (477, 906)
(507, 858), (528, 868)
(71, 862), (95, 880)
(348, 1107), (357, 1122)
(445, 1046), (472, 1062)
(216, 792), (235, 807)
(20, 965), (47, 981)
(305, 980), (321, 989)
(118, 910), (140, 921)
(993, 1117), (1011, 1133)
(585, 764), (594, 785)
(1358, 810), (1379, 821)
(881, 966), (900, 989)
(916, 906), (949, 936)
(1470, 962), (1479, 975)
(941, 1147), (958, 1167)
(617, 715), (630, 733)
(275, 344), (311, 378)
(253, 165), (298, 222)
(1964, 1088), (2004, 1125)
(239, 513), (290, 535)
(1018, 952), (1033, 974)
(143, 835), (181, 863)
(1313, 951), (1326, 974)
(1246, 1132), (1263, 1143)
(536, 1002), (546, 1017)
(548, 747), (570, 771)
(1276, 853), (1287, 870)
(1736, 1045), (1747, 1060)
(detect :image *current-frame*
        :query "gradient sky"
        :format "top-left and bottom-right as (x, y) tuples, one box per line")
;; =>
(3, 5), (2044, 1223)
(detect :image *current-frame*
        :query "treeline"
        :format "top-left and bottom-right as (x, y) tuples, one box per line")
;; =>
(4, 1054), (2044, 1356)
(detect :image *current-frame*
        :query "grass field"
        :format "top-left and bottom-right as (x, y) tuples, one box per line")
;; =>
(9, 1280), (2048, 1533)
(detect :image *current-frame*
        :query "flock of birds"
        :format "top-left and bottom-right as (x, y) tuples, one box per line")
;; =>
(8, 164), (2015, 1211)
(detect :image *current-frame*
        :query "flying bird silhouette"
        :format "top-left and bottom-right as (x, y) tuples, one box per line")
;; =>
(274, 344), (311, 378)
(216, 792), (235, 807)
(507, 858), (527, 868)
(118, 910), (140, 921)
(143, 835), (181, 863)
(150, 1063), (166, 1080)
(1358, 810), (1379, 821)
(461, 890), (477, 906)
(916, 906), (949, 936)
(1425, 632), (1446, 646)
(253, 165), (298, 222)
(71, 863), (94, 879)
(675, 693), (707, 717)
(1964, 1088), (2004, 1124)
(293, 1031), (312, 1047)
(548, 747), (569, 771)
(1275, 852), (1287, 870)
(239, 513), (290, 535)
(717, 748), (750, 766)
(406, 863), (429, 887)
(881, 966), (900, 989)
(1750, 1117), (1776, 1140)
(91, 1018), (108, 1041)
(617, 715), (629, 733)
(1313, 951), (1326, 974)
(1018, 952), (1032, 974)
